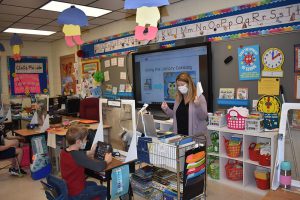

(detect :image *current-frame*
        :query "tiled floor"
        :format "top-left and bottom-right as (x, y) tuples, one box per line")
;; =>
(0, 167), (265, 200)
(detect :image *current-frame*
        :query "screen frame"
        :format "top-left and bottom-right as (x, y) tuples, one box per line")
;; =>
(132, 42), (213, 112)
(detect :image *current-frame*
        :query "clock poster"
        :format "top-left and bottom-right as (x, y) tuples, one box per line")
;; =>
(261, 48), (284, 77)
(238, 45), (261, 80)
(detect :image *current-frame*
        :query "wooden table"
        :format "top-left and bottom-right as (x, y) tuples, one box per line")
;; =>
(262, 189), (300, 200)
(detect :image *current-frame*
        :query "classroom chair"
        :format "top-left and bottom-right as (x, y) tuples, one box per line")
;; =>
(79, 98), (99, 121)
(41, 174), (69, 200)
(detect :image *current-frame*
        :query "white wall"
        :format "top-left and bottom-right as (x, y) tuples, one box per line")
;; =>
(0, 40), (54, 102)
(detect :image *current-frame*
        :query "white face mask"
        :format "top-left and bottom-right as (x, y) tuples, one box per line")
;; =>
(178, 85), (188, 94)
(80, 141), (87, 149)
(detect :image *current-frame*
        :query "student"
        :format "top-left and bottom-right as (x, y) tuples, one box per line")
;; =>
(0, 125), (27, 175)
(60, 126), (112, 200)
(161, 72), (211, 145)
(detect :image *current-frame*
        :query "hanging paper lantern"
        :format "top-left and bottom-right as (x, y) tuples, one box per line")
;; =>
(124, 0), (169, 41)
(58, 6), (88, 47)
(10, 33), (23, 61)
(93, 71), (104, 83)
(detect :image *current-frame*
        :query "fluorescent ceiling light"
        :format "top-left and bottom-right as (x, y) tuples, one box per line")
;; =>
(4, 28), (55, 36)
(40, 1), (112, 17)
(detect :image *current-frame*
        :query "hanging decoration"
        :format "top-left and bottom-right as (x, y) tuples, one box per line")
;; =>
(10, 33), (23, 61)
(76, 49), (85, 58)
(124, 0), (169, 41)
(58, 6), (88, 47)
(93, 71), (104, 83)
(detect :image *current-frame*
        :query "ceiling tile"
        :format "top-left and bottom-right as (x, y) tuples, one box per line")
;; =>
(88, 18), (114, 25)
(102, 11), (133, 20)
(58, 0), (97, 5)
(89, 0), (124, 11)
(0, 14), (23, 22)
(0, 21), (13, 28)
(21, 35), (44, 40)
(1, 0), (49, 8)
(118, 9), (136, 14)
(51, 32), (65, 37)
(10, 23), (41, 29)
(38, 38), (56, 42)
(47, 20), (61, 27)
(19, 17), (53, 25)
(169, 0), (183, 3)
(38, 25), (61, 32)
(0, 5), (34, 15)
(29, 10), (59, 19)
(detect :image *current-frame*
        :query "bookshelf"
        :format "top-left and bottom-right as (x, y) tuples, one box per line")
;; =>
(207, 125), (278, 195)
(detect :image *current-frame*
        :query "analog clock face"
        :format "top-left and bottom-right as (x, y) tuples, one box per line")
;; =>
(257, 95), (281, 114)
(262, 48), (284, 70)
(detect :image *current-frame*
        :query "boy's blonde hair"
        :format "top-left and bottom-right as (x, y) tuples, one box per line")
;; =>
(66, 126), (88, 145)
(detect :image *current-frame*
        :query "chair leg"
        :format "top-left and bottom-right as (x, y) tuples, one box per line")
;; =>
(15, 156), (21, 175)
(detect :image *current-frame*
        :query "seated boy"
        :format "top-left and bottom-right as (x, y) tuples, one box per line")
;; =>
(60, 126), (112, 200)
(0, 127), (27, 175)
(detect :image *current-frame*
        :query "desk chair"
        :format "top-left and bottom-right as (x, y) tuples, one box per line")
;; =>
(79, 98), (99, 121)
(41, 174), (69, 200)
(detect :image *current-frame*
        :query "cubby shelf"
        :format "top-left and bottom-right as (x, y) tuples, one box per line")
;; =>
(208, 126), (278, 195)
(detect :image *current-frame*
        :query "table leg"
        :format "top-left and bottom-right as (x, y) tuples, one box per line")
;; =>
(106, 171), (112, 200)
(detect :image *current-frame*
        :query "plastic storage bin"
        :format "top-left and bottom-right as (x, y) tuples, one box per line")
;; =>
(208, 115), (226, 127)
(248, 143), (260, 161)
(226, 110), (246, 130)
(245, 119), (264, 132)
(224, 137), (242, 158)
(225, 160), (243, 181)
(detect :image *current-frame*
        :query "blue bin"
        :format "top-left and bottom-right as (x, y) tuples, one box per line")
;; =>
(31, 163), (52, 180)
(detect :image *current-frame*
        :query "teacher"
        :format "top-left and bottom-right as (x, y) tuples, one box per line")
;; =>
(161, 72), (211, 145)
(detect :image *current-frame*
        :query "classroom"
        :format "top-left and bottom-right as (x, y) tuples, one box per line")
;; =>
(0, 0), (300, 200)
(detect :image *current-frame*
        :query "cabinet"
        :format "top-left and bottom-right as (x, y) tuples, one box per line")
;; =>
(207, 126), (278, 195)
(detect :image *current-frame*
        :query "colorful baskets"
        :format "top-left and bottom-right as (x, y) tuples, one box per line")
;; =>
(259, 154), (271, 166)
(225, 160), (243, 181)
(226, 110), (246, 130)
(208, 163), (219, 180)
(255, 178), (270, 190)
(224, 137), (242, 158)
(249, 143), (260, 161)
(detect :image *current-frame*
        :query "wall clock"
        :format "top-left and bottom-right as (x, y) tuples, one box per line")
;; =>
(261, 48), (284, 77)
(257, 95), (281, 114)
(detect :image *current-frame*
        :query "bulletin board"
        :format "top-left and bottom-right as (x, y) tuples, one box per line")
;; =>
(99, 56), (133, 99)
(8, 56), (49, 96)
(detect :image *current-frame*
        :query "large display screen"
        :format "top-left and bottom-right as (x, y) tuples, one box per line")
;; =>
(133, 42), (212, 111)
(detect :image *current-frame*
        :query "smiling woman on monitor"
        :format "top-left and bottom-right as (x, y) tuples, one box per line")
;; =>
(161, 72), (211, 145)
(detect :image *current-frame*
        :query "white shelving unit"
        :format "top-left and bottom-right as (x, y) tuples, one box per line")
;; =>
(207, 125), (278, 195)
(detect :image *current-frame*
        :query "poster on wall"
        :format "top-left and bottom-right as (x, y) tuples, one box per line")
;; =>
(60, 54), (76, 95)
(238, 45), (260, 80)
(8, 57), (49, 96)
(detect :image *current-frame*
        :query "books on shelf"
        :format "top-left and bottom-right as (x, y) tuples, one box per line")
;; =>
(219, 88), (235, 99)
(236, 88), (248, 100)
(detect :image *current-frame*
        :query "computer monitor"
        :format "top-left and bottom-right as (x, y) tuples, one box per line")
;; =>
(66, 97), (80, 116)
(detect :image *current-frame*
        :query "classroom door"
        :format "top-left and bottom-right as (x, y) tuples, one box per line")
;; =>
(60, 54), (76, 95)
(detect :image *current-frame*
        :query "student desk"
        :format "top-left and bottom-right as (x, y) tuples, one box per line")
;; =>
(262, 189), (300, 200)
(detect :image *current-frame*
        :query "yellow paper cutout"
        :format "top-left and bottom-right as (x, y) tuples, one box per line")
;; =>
(258, 78), (280, 95)
(62, 24), (81, 36)
(136, 6), (160, 27)
(12, 45), (20, 54)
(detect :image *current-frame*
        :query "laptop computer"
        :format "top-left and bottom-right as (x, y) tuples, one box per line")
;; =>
(137, 114), (158, 137)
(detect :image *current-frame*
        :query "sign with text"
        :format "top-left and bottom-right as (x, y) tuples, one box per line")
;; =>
(14, 74), (41, 94)
(15, 63), (43, 73)
(238, 45), (261, 80)
(8, 57), (49, 96)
